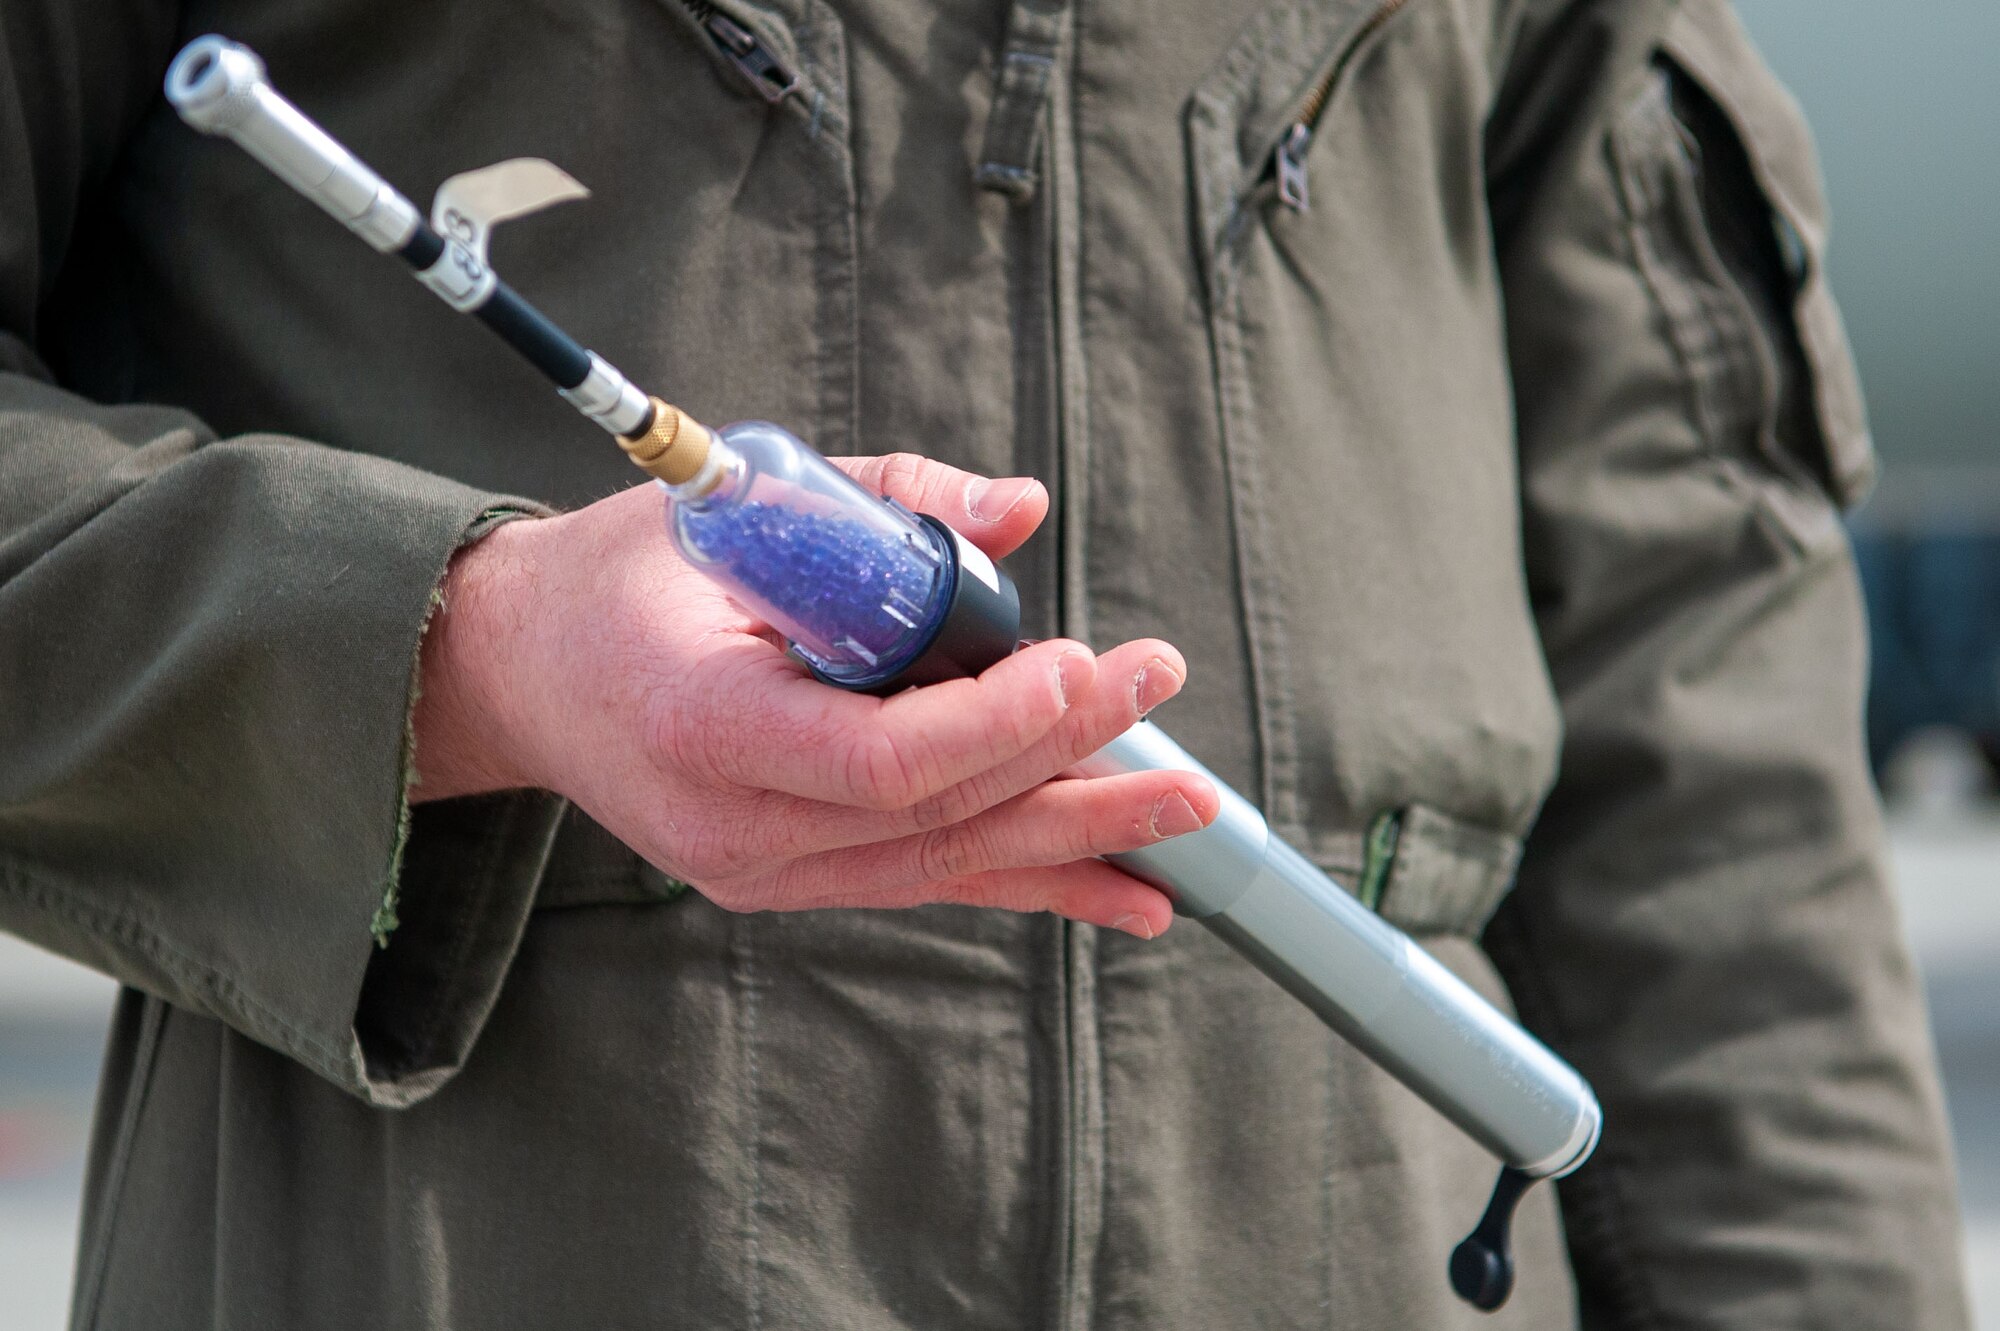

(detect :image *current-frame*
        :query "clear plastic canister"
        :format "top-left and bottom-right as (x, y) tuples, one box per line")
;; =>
(665, 420), (955, 689)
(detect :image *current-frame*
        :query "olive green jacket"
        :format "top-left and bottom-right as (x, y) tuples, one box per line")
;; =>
(0, 0), (1971, 1325)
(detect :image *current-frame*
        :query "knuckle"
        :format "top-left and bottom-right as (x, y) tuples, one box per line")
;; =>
(644, 699), (706, 777)
(905, 775), (986, 832)
(673, 819), (757, 882)
(1072, 807), (1118, 859)
(845, 729), (925, 810)
(913, 827), (962, 882)
(1057, 809), (1110, 863)
(646, 673), (745, 784)
(873, 452), (932, 504)
(914, 819), (989, 883)
(1055, 703), (1124, 769)
(754, 856), (817, 907)
(837, 454), (885, 490)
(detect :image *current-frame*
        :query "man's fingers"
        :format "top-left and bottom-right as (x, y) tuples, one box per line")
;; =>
(828, 453), (1048, 558)
(894, 638), (1187, 833)
(673, 635), (1184, 867)
(780, 860), (1177, 939)
(759, 769), (1218, 903)
(693, 638), (1096, 809)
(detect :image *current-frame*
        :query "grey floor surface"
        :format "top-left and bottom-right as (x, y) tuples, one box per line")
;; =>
(4, 814), (1996, 1328)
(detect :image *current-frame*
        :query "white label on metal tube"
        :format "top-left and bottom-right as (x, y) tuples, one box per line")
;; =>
(955, 532), (1000, 593)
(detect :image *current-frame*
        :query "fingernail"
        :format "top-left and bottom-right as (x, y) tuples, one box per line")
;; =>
(1054, 650), (1093, 708)
(969, 477), (1037, 523)
(1150, 790), (1202, 839)
(1134, 659), (1183, 715)
(1111, 912), (1156, 940)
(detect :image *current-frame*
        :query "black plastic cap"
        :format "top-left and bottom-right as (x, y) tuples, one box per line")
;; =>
(885, 514), (1021, 688)
(1448, 1234), (1514, 1312)
(812, 513), (1020, 695)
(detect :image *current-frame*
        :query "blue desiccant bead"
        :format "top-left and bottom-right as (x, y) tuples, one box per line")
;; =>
(687, 500), (939, 662)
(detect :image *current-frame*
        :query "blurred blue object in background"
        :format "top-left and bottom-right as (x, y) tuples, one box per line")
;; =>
(1854, 524), (2000, 771)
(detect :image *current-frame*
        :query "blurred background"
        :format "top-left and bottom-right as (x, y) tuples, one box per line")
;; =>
(1748, 2), (2000, 1323)
(3, 2), (1996, 1325)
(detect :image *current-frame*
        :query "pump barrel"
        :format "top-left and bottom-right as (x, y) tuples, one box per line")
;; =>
(165, 36), (421, 253)
(1075, 722), (1601, 1179)
(165, 36), (654, 434)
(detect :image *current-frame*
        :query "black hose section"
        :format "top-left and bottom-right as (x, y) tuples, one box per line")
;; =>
(396, 223), (445, 270)
(473, 283), (593, 389)
(392, 221), (592, 390)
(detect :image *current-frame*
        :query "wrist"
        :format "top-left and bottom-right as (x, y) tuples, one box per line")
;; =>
(410, 516), (543, 801)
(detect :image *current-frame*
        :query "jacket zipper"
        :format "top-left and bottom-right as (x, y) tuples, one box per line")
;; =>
(677, 0), (799, 103)
(1271, 0), (1412, 211)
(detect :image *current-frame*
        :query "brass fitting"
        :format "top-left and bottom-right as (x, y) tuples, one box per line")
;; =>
(620, 397), (714, 485)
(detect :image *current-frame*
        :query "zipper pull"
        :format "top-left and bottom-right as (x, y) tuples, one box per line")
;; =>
(704, 12), (798, 104)
(1274, 122), (1313, 212)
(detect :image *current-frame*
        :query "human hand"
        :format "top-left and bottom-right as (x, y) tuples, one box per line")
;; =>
(410, 456), (1215, 938)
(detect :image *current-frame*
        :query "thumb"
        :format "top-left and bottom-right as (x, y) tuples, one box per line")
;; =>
(829, 453), (1048, 558)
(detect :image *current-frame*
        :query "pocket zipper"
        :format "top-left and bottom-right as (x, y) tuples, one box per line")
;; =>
(1271, 0), (1412, 211)
(678, 0), (799, 104)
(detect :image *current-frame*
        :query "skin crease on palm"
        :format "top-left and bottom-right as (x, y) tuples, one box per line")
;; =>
(408, 453), (1219, 940)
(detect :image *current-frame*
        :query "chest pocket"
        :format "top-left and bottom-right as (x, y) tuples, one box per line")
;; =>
(1614, 0), (1876, 544)
(1181, 1), (1564, 869)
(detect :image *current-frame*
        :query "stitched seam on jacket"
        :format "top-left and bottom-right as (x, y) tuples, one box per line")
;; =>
(1485, 903), (1665, 1328)
(1611, 79), (1773, 493)
(1659, 6), (1876, 503)
(0, 865), (350, 1081)
(1081, 923), (1111, 1331)
(71, 994), (168, 1331)
(801, 0), (859, 459)
(1586, 110), (1751, 1328)
(1377, 805), (1523, 937)
(1222, 267), (1302, 836)
(1322, 1050), (1338, 1331)
(1610, 114), (1726, 469)
(1037, 916), (1075, 1331)
(1187, 251), (1273, 821)
(1057, 22), (1107, 1323)
(976, 4), (1065, 197)
(733, 918), (767, 1329)
(1051, 16), (1092, 647)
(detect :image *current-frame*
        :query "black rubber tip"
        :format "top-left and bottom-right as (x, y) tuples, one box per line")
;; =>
(1449, 1232), (1514, 1311)
(1449, 1167), (1536, 1312)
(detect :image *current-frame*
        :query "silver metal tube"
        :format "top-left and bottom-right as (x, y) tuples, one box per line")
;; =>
(165, 36), (419, 253)
(1075, 722), (1601, 1178)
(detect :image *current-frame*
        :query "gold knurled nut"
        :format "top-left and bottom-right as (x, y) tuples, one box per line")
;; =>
(620, 397), (712, 485)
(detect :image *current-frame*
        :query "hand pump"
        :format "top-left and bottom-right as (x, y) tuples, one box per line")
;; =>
(165, 35), (1601, 1307)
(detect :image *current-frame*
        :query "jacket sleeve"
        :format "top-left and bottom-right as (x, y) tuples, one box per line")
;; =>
(1489, 1), (1971, 1325)
(0, 1), (565, 1106)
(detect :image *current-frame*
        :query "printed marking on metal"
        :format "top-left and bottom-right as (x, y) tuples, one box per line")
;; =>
(420, 157), (591, 310)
